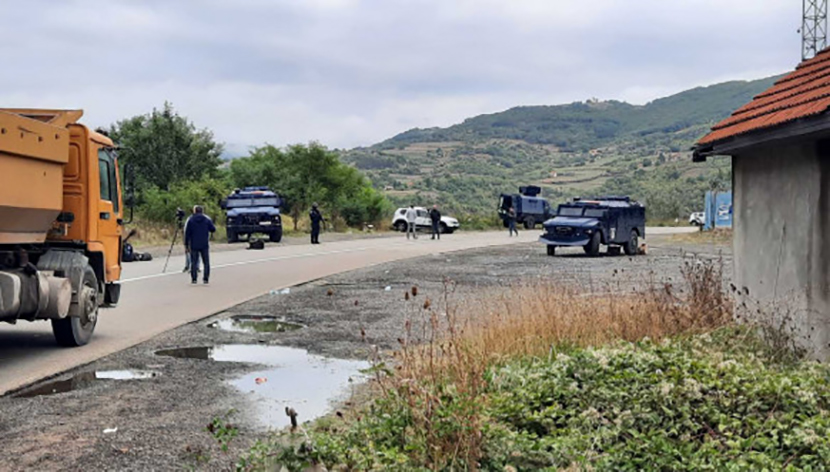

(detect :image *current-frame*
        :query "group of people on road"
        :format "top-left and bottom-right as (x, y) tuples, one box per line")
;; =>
(403, 204), (443, 240)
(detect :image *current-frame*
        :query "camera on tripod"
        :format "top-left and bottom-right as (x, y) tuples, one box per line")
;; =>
(175, 207), (186, 227)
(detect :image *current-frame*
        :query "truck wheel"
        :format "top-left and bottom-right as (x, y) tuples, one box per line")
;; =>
(395, 221), (407, 232)
(624, 230), (639, 256)
(270, 227), (283, 243)
(524, 218), (536, 230)
(547, 245), (556, 256)
(583, 232), (601, 257)
(439, 222), (448, 234)
(227, 230), (238, 243)
(52, 265), (98, 347)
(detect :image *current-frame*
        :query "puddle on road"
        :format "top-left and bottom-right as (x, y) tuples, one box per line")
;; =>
(14, 370), (160, 398)
(207, 315), (303, 334)
(156, 344), (368, 429)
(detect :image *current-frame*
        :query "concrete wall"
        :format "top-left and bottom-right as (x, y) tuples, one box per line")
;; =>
(733, 139), (830, 359)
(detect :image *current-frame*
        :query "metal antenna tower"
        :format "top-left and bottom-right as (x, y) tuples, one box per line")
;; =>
(803, 0), (828, 60)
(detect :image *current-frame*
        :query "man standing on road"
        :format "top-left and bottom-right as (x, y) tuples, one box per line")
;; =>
(310, 203), (325, 244)
(429, 205), (442, 240)
(184, 205), (216, 284)
(405, 205), (418, 240)
(507, 207), (519, 237)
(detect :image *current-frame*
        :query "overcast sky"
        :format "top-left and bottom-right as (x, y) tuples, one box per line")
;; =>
(0, 0), (800, 153)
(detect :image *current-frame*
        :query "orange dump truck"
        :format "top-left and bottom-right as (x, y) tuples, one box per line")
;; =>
(0, 109), (128, 346)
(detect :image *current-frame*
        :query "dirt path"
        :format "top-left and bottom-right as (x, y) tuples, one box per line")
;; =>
(0, 235), (728, 471)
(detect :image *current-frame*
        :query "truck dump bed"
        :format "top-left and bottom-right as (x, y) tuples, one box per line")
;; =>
(0, 109), (77, 244)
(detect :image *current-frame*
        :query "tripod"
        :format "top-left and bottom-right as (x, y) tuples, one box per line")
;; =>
(162, 222), (183, 273)
(163, 209), (187, 273)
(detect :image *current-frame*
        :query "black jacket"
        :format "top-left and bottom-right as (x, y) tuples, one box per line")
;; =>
(310, 208), (324, 226)
(429, 209), (441, 223)
(185, 213), (216, 250)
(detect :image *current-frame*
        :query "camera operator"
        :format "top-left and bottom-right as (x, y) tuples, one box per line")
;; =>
(184, 205), (216, 284)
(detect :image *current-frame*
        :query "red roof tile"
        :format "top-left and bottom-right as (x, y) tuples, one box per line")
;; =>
(698, 47), (830, 146)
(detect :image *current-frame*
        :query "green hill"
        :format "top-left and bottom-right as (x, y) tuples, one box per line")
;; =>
(342, 75), (780, 222)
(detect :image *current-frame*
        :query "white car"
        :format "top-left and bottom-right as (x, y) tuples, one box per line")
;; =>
(392, 207), (460, 234)
(689, 211), (705, 226)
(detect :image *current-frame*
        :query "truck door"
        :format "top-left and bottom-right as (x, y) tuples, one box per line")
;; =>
(96, 148), (122, 282)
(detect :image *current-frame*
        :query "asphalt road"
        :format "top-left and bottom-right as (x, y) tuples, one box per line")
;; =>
(0, 227), (696, 395)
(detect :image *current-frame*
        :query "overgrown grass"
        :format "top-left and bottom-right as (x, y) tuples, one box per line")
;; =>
(671, 228), (733, 246)
(237, 260), (825, 471)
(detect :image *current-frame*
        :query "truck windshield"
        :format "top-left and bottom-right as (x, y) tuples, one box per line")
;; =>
(226, 197), (280, 208)
(558, 207), (583, 217)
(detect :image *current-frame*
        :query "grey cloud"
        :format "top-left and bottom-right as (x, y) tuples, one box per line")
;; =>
(0, 0), (802, 148)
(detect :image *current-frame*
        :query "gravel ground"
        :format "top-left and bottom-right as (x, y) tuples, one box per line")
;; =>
(0, 235), (730, 471)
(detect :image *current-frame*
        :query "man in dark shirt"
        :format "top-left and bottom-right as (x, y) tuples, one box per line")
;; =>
(507, 207), (518, 237)
(184, 205), (216, 284)
(310, 203), (325, 244)
(429, 205), (442, 240)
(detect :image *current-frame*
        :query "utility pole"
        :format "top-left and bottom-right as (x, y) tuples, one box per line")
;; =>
(803, 0), (828, 60)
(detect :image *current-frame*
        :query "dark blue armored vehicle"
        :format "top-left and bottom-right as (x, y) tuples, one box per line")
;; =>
(540, 196), (645, 257)
(220, 187), (283, 243)
(498, 186), (552, 229)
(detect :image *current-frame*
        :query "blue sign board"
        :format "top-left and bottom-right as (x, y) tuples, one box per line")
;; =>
(704, 191), (732, 230)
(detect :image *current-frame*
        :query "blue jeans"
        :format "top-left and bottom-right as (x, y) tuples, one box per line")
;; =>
(190, 248), (210, 282)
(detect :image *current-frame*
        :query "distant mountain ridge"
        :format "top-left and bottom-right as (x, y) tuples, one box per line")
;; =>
(342, 75), (782, 220)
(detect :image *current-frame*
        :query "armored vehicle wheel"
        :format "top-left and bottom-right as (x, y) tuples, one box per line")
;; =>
(270, 227), (283, 243)
(583, 232), (601, 257)
(440, 222), (448, 233)
(227, 230), (239, 243)
(624, 229), (638, 256)
(524, 218), (536, 229)
(547, 245), (556, 256)
(52, 265), (99, 347)
(395, 221), (407, 232)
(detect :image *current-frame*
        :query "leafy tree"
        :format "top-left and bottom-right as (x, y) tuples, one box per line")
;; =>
(230, 143), (390, 230)
(109, 102), (224, 192)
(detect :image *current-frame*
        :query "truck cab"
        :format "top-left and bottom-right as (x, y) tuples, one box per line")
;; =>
(0, 109), (128, 346)
(540, 196), (645, 257)
(221, 187), (283, 243)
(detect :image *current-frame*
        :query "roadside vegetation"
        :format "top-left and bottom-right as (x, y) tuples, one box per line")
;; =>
(111, 103), (392, 246)
(230, 259), (830, 471)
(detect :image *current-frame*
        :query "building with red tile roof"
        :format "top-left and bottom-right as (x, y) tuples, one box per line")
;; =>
(693, 48), (830, 360)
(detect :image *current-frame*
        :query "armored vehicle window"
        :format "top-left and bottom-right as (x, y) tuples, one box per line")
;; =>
(558, 207), (583, 217)
(417, 210), (428, 218)
(584, 209), (607, 218)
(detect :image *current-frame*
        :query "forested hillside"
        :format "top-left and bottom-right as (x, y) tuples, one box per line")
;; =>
(342, 75), (780, 221)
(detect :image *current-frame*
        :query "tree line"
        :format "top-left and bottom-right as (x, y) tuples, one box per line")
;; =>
(109, 103), (390, 230)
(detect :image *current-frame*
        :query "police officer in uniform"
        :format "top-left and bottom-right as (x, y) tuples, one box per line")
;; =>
(310, 203), (325, 244)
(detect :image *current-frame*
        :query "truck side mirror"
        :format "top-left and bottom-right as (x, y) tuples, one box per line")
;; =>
(123, 163), (136, 225)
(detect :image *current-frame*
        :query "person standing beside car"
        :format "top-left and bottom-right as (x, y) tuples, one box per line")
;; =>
(405, 205), (418, 240)
(184, 205), (216, 284)
(429, 205), (442, 240)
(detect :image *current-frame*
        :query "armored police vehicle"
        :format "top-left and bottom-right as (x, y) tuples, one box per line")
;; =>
(221, 187), (283, 243)
(540, 196), (645, 257)
(498, 186), (552, 229)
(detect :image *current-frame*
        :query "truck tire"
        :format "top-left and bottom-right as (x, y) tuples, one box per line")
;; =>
(270, 227), (283, 243)
(624, 230), (639, 256)
(227, 230), (239, 243)
(52, 265), (98, 347)
(524, 217), (536, 230)
(395, 221), (407, 232)
(583, 232), (601, 257)
(439, 222), (448, 234)
(547, 245), (556, 256)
